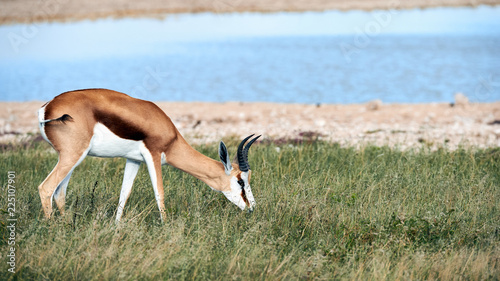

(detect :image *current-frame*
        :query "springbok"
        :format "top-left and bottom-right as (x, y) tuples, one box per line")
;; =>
(37, 89), (260, 222)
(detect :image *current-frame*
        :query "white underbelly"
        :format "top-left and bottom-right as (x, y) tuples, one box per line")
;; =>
(88, 123), (145, 162)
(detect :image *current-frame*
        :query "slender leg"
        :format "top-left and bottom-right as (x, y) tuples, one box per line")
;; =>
(115, 159), (141, 222)
(52, 170), (73, 216)
(39, 148), (89, 218)
(141, 146), (166, 222)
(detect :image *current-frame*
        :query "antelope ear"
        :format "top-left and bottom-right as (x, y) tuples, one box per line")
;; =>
(219, 141), (232, 176)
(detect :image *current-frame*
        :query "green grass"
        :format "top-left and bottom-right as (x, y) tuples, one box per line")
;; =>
(1, 139), (499, 280)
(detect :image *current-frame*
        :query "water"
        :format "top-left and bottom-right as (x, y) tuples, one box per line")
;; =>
(0, 7), (499, 103)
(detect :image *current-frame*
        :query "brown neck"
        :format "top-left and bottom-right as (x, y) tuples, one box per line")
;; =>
(164, 136), (229, 192)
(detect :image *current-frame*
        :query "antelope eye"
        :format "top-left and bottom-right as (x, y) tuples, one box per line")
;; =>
(237, 179), (245, 187)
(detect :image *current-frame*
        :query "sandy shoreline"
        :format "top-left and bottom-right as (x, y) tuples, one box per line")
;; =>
(1, 0), (499, 24)
(1, 100), (499, 150)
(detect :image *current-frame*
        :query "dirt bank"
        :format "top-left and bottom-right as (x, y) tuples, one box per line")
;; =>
(1, 0), (499, 24)
(1, 100), (499, 150)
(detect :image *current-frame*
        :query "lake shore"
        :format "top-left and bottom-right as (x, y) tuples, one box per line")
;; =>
(1, 100), (499, 150)
(1, 0), (499, 24)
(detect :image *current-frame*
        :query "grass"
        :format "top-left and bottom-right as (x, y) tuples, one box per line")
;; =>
(0, 138), (499, 280)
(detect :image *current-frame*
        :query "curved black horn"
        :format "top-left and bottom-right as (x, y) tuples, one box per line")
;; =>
(238, 134), (260, 172)
(243, 135), (261, 168)
(237, 135), (254, 172)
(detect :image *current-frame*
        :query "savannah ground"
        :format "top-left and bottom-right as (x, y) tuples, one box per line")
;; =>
(1, 101), (500, 150)
(0, 138), (499, 280)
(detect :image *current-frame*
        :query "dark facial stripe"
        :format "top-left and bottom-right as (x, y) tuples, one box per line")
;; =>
(236, 173), (249, 206)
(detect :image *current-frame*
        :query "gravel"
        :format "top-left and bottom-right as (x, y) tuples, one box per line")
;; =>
(1, 101), (499, 150)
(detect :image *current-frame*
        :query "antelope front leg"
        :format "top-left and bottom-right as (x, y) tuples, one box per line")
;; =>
(141, 146), (166, 222)
(116, 159), (141, 222)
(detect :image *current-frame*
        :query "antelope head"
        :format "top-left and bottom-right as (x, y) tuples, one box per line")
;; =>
(219, 134), (260, 212)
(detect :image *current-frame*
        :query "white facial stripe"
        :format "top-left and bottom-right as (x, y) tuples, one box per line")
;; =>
(240, 172), (256, 209)
(222, 173), (255, 211)
(222, 190), (246, 210)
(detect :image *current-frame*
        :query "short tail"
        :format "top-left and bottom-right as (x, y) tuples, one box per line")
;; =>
(39, 114), (73, 124)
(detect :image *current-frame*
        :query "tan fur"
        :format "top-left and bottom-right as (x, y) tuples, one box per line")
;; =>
(38, 89), (239, 219)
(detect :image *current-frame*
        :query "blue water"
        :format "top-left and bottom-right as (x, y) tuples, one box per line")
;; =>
(1, 7), (499, 103)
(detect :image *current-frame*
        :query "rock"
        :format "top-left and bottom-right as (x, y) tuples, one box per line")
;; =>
(314, 119), (326, 127)
(367, 99), (382, 111)
(454, 93), (469, 107)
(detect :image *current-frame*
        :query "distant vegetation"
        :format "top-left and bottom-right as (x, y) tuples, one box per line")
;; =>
(1, 139), (499, 280)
